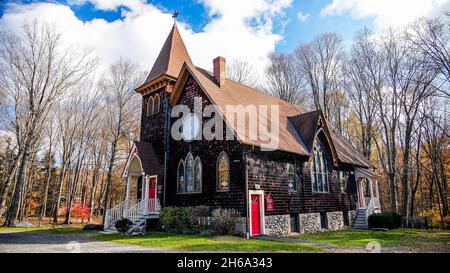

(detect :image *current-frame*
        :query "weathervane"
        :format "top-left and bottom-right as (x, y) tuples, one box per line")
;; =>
(172, 11), (179, 23)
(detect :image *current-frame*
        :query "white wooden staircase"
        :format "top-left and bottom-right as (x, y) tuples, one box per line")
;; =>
(104, 198), (160, 234)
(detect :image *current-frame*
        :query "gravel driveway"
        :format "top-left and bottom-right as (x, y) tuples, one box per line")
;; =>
(0, 232), (176, 253)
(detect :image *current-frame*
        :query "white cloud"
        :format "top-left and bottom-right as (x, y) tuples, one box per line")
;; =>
(297, 11), (309, 22)
(0, 0), (292, 82)
(321, 0), (450, 30)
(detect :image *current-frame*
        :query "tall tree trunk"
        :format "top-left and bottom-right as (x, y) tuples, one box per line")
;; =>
(102, 139), (118, 225)
(0, 157), (20, 218)
(3, 144), (30, 226)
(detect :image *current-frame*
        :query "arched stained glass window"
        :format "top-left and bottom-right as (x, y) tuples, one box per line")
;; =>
(310, 136), (329, 193)
(177, 160), (185, 194)
(217, 152), (230, 191)
(146, 97), (154, 117)
(287, 163), (296, 190)
(177, 153), (202, 194)
(194, 157), (202, 192)
(153, 94), (160, 114)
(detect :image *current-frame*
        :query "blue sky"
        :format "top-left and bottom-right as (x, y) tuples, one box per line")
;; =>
(0, 0), (374, 52)
(0, 0), (447, 77)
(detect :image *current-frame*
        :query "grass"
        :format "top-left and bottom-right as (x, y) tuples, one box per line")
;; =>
(0, 225), (96, 234)
(93, 231), (323, 252)
(297, 228), (450, 250)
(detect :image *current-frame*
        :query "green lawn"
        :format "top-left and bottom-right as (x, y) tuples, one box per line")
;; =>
(297, 228), (450, 250)
(0, 226), (96, 234)
(93, 231), (323, 252)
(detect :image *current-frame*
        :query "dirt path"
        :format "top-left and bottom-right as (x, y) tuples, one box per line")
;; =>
(0, 232), (178, 253)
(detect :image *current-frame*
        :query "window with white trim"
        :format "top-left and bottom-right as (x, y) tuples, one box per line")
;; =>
(287, 163), (297, 190)
(310, 137), (329, 193)
(339, 170), (348, 194)
(177, 160), (185, 193)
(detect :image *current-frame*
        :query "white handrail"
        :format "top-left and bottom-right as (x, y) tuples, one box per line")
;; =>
(104, 200), (127, 228)
(365, 198), (375, 219)
(127, 199), (146, 222)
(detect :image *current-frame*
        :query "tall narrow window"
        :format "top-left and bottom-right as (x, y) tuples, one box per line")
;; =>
(287, 163), (296, 190)
(153, 94), (160, 114)
(177, 160), (185, 194)
(310, 137), (329, 193)
(217, 152), (230, 191)
(185, 153), (194, 193)
(194, 157), (202, 192)
(339, 170), (347, 194)
(146, 97), (154, 117)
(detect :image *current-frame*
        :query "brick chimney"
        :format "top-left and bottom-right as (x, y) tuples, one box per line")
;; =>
(213, 56), (226, 87)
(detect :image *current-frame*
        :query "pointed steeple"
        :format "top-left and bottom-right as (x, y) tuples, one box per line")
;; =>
(138, 23), (193, 91)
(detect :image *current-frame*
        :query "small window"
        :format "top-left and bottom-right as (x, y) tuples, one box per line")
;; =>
(217, 152), (230, 191)
(153, 94), (160, 114)
(287, 163), (296, 190)
(320, 212), (328, 229)
(147, 97), (154, 117)
(290, 214), (299, 233)
(339, 170), (347, 194)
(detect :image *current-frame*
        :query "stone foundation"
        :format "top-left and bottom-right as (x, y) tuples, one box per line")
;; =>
(265, 215), (289, 236)
(327, 211), (344, 230)
(299, 213), (321, 233)
(349, 210), (357, 226)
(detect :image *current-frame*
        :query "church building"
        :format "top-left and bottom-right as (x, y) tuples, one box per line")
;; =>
(109, 22), (381, 236)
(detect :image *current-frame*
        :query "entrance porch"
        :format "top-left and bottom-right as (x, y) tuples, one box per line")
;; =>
(353, 167), (381, 229)
(104, 142), (161, 230)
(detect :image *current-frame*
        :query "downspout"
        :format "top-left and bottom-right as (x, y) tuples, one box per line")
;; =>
(163, 90), (172, 208)
(244, 149), (249, 239)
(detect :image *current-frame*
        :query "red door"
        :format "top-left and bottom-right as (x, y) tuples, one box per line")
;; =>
(251, 194), (261, 236)
(148, 177), (156, 211)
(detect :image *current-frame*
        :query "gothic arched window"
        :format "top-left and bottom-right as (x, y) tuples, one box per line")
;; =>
(310, 136), (329, 193)
(146, 97), (154, 117)
(217, 152), (230, 191)
(177, 160), (185, 194)
(194, 157), (202, 192)
(177, 153), (202, 194)
(153, 94), (160, 114)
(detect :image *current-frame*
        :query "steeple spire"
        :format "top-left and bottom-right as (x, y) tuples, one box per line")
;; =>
(137, 20), (193, 92)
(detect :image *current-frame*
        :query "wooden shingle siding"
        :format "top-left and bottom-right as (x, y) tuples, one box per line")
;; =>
(165, 75), (247, 214)
(246, 149), (358, 216)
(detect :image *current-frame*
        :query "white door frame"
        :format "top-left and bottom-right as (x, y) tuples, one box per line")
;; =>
(248, 190), (265, 236)
(148, 175), (158, 212)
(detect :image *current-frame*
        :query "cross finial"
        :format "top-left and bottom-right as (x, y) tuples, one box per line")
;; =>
(172, 11), (179, 23)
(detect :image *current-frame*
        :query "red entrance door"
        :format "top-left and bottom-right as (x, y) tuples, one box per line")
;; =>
(251, 194), (261, 236)
(148, 177), (156, 211)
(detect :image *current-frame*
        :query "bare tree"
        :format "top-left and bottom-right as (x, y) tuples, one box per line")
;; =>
(0, 20), (97, 226)
(345, 28), (379, 158)
(295, 33), (345, 117)
(100, 58), (143, 225)
(265, 52), (308, 105)
(227, 58), (259, 88)
(406, 15), (450, 96)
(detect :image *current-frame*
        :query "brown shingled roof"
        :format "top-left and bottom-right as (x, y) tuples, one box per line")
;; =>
(171, 62), (371, 168)
(141, 23), (192, 87)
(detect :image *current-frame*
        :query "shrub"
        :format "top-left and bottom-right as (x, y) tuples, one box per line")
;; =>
(115, 218), (133, 233)
(159, 206), (194, 233)
(190, 206), (211, 235)
(211, 208), (240, 235)
(423, 209), (450, 229)
(368, 213), (401, 229)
